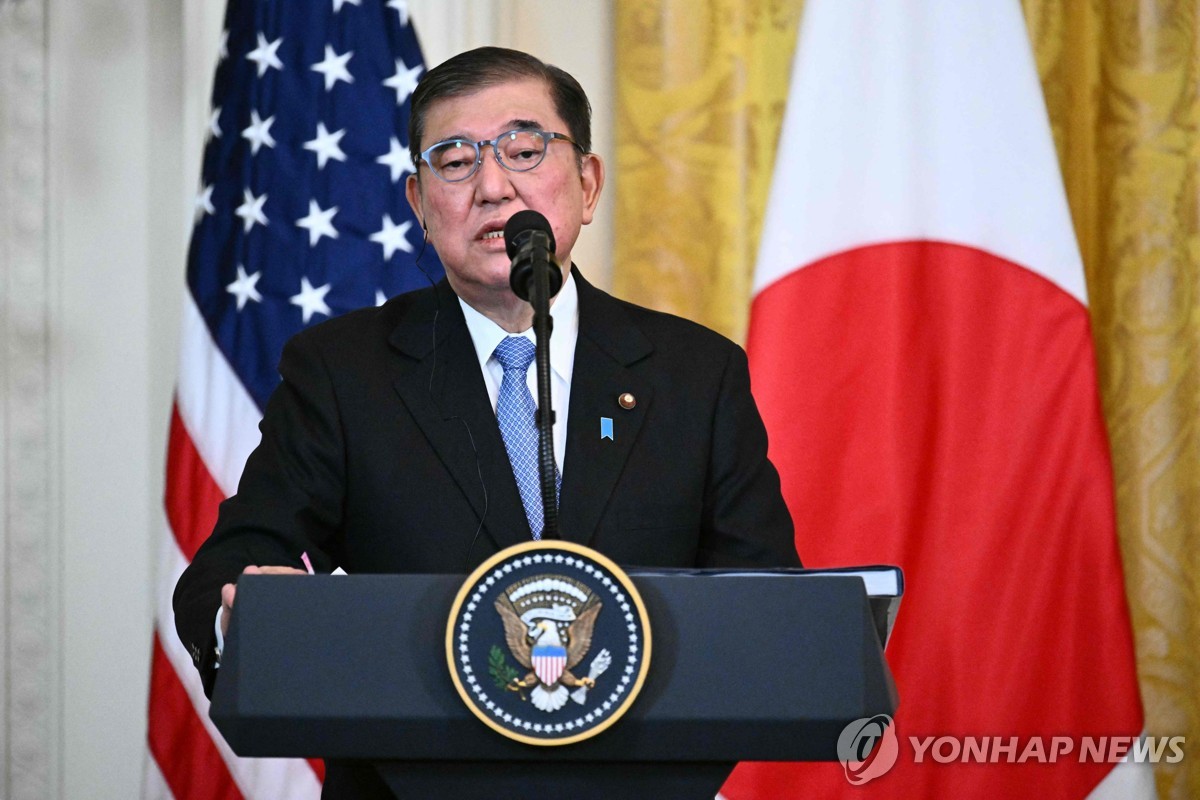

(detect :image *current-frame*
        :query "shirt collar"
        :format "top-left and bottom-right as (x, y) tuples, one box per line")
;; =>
(458, 269), (579, 382)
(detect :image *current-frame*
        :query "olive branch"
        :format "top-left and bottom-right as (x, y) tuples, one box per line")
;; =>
(488, 645), (525, 699)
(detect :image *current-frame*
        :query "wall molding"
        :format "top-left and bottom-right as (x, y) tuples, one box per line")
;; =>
(1, 0), (60, 798)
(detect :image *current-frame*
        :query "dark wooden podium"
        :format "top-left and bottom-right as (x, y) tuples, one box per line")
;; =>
(211, 570), (898, 799)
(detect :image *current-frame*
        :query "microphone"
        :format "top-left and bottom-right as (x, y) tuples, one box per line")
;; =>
(504, 210), (563, 301)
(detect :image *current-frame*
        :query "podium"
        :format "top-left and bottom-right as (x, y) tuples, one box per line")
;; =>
(211, 570), (898, 799)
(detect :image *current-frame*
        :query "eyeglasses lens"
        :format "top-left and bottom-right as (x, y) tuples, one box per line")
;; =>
(429, 131), (548, 182)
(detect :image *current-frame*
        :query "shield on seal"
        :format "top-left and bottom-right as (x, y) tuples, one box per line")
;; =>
(531, 643), (568, 686)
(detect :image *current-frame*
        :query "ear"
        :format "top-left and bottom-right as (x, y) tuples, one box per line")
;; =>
(405, 174), (426, 232)
(578, 152), (604, 226)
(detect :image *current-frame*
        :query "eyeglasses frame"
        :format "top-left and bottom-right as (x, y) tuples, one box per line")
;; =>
(416, 128), (583, 183)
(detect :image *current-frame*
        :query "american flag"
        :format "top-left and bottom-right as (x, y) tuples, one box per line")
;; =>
(144, 1), (438, 797)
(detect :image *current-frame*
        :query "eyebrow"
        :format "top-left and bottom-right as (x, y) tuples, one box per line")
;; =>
(432, 119), (544, 146)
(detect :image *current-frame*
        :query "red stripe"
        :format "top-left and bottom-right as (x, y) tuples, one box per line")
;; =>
(148, 633), (244, 800)
(163, 399), (326, 789)
(166, 402), (227, 561)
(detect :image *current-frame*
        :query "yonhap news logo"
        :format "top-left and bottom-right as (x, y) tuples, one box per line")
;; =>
(837, 714), (899, 785)
(836, 716), (1185, 784)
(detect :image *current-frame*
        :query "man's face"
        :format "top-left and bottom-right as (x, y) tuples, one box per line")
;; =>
(405, 77), (604, 306)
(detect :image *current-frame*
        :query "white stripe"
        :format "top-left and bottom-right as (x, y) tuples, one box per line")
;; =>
(156, 529), (322, 800)
(753, 0), (1087, 306)
(1085, 731), (1158, 800)
(175, 291), (264, 497)
(140, 752), (174, 800)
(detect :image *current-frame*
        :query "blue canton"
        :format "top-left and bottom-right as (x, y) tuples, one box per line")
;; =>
(187, 0), (441, 411)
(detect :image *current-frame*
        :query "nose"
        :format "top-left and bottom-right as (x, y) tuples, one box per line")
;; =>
(473, 145), (515, 204)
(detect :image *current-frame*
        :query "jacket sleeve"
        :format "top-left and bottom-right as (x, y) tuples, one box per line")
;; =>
(172, 330), (346, 697)
(697, 343), (801, 569)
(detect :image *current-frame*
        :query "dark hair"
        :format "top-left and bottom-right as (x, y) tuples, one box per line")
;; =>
(408, 46), (592, 169)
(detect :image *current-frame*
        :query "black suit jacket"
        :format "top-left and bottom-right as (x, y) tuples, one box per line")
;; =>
(174, 271), (798, 796)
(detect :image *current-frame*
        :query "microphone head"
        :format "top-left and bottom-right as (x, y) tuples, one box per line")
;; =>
(504, 210), (556, 259)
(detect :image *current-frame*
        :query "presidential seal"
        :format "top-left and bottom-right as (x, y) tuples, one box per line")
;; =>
(446, 540), (652, 746)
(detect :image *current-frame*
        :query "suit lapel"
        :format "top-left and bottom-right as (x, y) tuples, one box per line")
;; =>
(558, 273), (654, 546)
(389, 283), (532, 552)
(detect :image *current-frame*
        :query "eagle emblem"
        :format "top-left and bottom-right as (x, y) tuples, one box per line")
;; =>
(493, 575), (610, 712)
(446, 540), (651, 745)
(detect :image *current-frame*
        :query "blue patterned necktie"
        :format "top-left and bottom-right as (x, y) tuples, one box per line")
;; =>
(493, 336), (560, 539)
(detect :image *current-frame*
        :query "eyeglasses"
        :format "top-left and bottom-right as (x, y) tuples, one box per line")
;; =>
(417, 129), (582, 183)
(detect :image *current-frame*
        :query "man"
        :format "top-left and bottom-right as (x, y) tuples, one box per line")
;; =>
(175, 46), (798, 798)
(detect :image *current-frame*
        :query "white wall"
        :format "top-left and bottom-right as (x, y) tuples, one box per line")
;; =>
(49, 1), (182, 798)
(0, 1), (614, 797)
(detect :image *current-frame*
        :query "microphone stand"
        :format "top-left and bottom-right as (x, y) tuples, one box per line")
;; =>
(506, 211), (563, 541)
(529, 250), (559, 540)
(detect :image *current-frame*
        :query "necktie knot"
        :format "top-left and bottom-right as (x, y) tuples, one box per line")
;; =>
(493, 336), (536, 374)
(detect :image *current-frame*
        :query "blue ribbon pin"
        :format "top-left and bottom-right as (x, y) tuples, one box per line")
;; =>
(600, 417), (614, 441)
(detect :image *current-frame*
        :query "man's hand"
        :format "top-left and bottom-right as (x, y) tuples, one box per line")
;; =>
(220, 565), (307, 636)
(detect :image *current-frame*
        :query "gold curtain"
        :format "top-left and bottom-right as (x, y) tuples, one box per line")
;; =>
(1025, 3), (1200, 798)
(614, 2), (1199, 796)
(613, 1), (804, 341)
